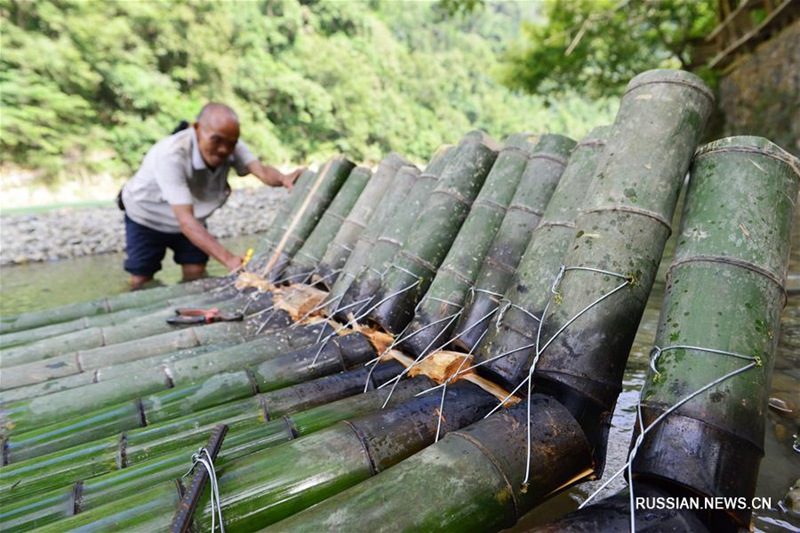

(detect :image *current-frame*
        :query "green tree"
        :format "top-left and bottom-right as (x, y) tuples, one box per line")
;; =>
(498, 0), (718, 98)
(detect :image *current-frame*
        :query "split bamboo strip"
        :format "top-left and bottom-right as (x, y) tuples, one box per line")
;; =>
(262, 157), (355, 281)
(246, 168), (317, 271)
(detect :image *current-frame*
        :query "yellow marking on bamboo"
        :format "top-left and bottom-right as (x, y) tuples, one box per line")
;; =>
(544, 468), (596, 497)
(385, 349), (521, 407)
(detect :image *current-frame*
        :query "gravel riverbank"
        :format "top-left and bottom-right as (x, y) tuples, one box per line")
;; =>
(0, 187), (286, 266)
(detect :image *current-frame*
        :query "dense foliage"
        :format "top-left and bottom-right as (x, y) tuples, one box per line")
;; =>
(498, 0), (718, 98)
(0, 0), (616, 183)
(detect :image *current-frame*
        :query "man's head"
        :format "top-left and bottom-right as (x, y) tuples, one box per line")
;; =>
(194, 103), (240, 168)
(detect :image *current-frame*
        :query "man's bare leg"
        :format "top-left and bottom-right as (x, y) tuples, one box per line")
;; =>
(182, 263), (207, 282)
(130, 274), (153, 291)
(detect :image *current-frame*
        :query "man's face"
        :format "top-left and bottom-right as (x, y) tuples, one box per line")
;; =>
(194, 118), (240, 169)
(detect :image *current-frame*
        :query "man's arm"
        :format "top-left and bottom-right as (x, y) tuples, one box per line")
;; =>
(172, 204), (242, 272)
(246, 161), (303, 191)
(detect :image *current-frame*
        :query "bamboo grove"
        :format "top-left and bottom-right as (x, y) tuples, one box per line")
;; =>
(1, 70), (798, 532)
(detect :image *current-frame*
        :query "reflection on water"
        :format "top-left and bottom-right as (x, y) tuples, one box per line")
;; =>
(0, 210), (798, 531)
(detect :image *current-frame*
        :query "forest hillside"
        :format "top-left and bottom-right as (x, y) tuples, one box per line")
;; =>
(1, 0), (617, 190)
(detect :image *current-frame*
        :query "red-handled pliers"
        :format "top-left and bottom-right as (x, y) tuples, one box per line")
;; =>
(166, 307), (244, 325)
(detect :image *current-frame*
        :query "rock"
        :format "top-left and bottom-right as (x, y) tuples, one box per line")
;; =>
(0, 187), (286, 266)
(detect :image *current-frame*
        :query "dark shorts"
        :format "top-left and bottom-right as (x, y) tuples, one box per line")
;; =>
(124, 215), (209, 277)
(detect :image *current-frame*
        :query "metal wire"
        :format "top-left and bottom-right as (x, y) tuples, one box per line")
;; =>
(182, 447), (225, 532)
(578, 344), (760, 533)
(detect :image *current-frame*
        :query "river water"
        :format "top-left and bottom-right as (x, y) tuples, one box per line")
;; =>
(0, 216), (798, 531)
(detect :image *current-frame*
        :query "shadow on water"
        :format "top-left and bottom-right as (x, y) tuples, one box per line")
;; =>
(1, 206), (798, 531)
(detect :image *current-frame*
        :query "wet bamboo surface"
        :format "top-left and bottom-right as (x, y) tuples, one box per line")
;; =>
(401, 133), (575, 357)
(452, 126), (608, 353)
(367, 131), (500, 333)
(1, 365), (424, 531)
(315, 153), (411, 285)
(333, 145), (454, 321)
(282, 165), (373, 283)
(629, 136), (800, 530)
(1, 68), (794, 533)
(2, 331), (373, 460)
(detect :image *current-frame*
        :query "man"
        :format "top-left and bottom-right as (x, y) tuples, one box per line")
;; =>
(121, 103), (302, 289)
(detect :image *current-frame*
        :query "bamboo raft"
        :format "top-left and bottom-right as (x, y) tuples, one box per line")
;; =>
(1, 69), (798, 532)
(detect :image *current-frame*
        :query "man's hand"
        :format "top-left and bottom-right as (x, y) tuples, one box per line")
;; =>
(280, 167), (303, 192)
(223, 254), (244, 273)
(172, 204), (242, 270)
(247, 161), (305, 191)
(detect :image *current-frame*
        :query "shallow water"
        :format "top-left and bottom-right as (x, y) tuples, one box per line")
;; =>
(0, 213), (798, 531)
(0, 234), (258, 316)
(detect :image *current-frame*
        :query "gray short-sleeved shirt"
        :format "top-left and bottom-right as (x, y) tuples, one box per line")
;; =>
(122, 128), (258, 233)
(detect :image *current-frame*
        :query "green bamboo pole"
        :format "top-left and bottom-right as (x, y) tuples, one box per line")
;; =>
(313, 153), (410, 286)
(333, 146), (455, 321)
(28, 381), (495, 533)
(0, 375), (427, 532)
(0, 282), (256, 355)
(367, 132), (500, 334)
(0, 313), (274, 390)
(263, 157), (356, 281)
(1, 322), (331, 436)
(453, 128), (607, 352)
(525, 69), (713, 473)
(280, 71), (712, 532)
(464, 127), (611, 375)
(629, 136), (799, 530)
(0, 289), (272, 368)
(0, 363), (409, 509)
(324, 164), (421, 309)
(0, 304), (167, 350)
(401, 133), (574, 357)
(281, 166), (373, 283)
(246, 168), (317, 271)
(266, 398), (593, 532)
(0, 319), (291, 404)
(1, 331), (370, 460)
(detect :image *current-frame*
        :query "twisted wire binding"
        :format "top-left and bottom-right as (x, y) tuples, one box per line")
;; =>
(579, 344), (760, 532)
(182, 447), (225, 532)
